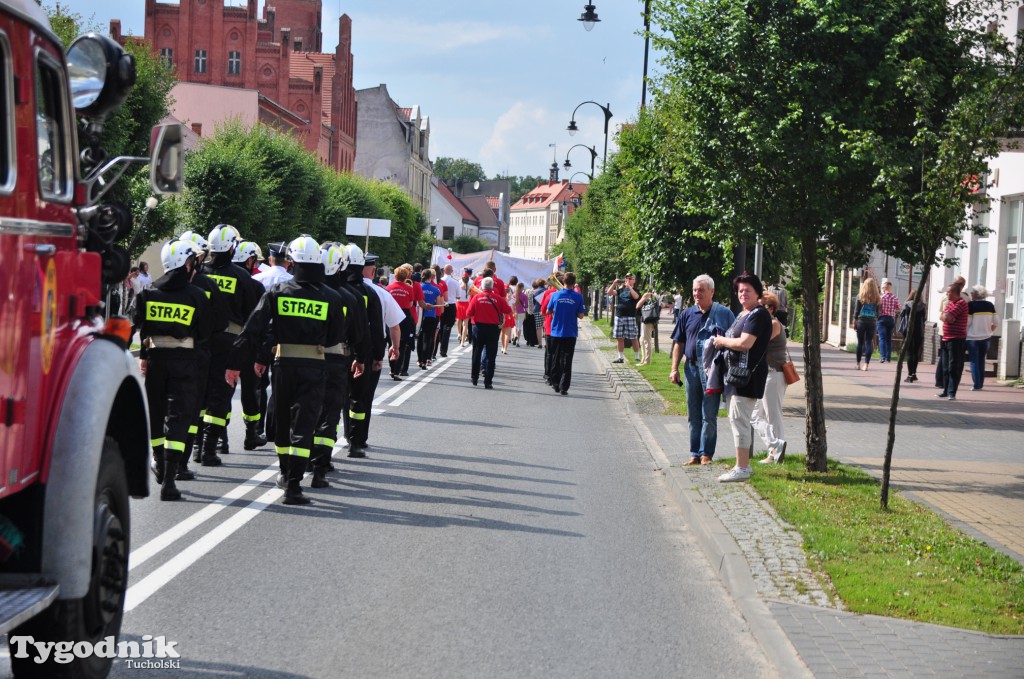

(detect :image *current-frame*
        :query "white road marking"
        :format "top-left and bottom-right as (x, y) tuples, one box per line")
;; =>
(129, 468), (277, 570)
(124, 487), (283, 612)
(389, 358), (459, 405)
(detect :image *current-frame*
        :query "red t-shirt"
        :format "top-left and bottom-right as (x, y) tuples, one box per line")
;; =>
(475, 275), (506, 299)
(467, 291), (512, 325)
(387, 281), (415, 311)
(435, 279), (448, 301)
(941, 297), (969, 340)
(541, 286), (558, 335)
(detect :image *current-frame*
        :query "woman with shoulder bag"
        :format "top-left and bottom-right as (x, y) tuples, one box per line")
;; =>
(637, 290), (660, 366)
(712, 272), (774, 483)
(751, 292), (789, 464)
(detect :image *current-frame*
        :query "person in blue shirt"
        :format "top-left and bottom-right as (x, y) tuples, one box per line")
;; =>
(416, 269), (444, 369)
(545, 272), (587, 395)
(668, 274), (736, 465)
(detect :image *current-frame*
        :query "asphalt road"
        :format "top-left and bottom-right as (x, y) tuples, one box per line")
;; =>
(8, 337), (774, 678)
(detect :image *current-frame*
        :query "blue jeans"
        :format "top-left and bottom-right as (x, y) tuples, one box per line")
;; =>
(966, 339), (990, 390)
(877, 316), (895, 362)
(940, 337), (966, 396)
(684, 360), (721, 460)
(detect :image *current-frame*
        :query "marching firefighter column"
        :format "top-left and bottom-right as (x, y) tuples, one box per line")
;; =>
(226, 235), (347, 505)
(135, 240), (212, 501)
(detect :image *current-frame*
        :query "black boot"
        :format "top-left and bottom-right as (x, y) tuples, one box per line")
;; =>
(243, 421), (267, 450)
(161, 451), (182, 501)
(276, 454), (289, 489)
(283, 457), (311, 505)
(217, 424), (230, 455)
(191, 425), (204, 463)
(151, 446), (165, 485)
(310, 445), (330, 488)
(176, 453), (195, 481)
(200, 424), (223, 466)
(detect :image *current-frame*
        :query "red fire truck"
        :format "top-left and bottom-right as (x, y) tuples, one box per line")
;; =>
(0, 0), (181, 676)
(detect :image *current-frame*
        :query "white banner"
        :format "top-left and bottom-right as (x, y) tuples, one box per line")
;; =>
(430, 246), (559, 286)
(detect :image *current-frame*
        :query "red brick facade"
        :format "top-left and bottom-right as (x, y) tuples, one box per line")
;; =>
(136, 0), (355, 173)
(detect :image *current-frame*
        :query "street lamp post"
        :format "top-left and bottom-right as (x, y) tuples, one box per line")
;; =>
(562, 144), (598, 178)
(567, 101), (612, 169)
(577, 4), (600, 31)
(576, 2), (652, 110)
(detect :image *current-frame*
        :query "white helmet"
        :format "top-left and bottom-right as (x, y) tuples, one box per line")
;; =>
(320, 243), (345, 276)
(208, 224), (240, 253)
(288, 234), (321, 264)
(179, 230), (209, 254)
(161, 239), (198, 272)
(233, 240), (261, 264)
(344, 243), (365, 267)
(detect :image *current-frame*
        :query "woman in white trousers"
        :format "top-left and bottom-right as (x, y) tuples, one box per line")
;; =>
(752, 292), (789, 463)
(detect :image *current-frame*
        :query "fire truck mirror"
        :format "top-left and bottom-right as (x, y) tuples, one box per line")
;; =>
(149, 123), (183, 195)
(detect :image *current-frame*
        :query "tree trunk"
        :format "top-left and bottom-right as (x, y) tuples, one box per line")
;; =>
(801, 234), (828, 472)
(881, 266), (932, 509)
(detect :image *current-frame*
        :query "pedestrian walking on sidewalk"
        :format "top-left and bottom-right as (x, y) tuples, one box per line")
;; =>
(637, 290), (660, 366)
(669, 274), (735, 466)
(713, 272), (772, 483)
(966, 285), (998, 391)
(854, 278), (881, 371)
(753, 292), (789, 463)
(877, 279), (901, 363)
(900, 291), (927, 383)
(937, 279), (969, 399)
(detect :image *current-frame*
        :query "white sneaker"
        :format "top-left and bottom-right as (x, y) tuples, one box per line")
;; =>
(718, 466), (751, 482)
(758, 455), (776, 465)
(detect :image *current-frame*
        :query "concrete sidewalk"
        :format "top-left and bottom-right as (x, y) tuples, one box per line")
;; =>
(585, 317), (1024, 678)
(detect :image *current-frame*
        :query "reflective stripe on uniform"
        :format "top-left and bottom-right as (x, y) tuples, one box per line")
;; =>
(275, 445), (290, 455)
(165, 440), (186, 452)
(313, 436), (335, 448)
(188, 424), (199, 435)
(243, 412), (261, 422)
(348, 410), (366, 421)
(150, 437), (166, 447)
(203, 415), (227, 426)
(290, 447), (311, 458)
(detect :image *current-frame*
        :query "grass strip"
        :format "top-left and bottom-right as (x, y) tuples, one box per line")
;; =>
(746, 456), (1024, 634)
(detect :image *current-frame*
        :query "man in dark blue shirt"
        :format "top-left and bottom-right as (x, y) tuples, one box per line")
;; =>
(545, 272), (587, 395)
(668, 275), (735, 465)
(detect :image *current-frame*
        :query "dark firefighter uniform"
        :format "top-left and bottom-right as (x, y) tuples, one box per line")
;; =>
(229, 269), (346, 505)
(341, 257), (386, 456)
(183, 265), (229, 471)
(201, 250), (261, 464)
(135, 255), (212, 501)
(311, 259), (371, 487)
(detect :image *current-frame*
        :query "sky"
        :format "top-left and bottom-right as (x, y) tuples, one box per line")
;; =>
(54, 0), (660, 180)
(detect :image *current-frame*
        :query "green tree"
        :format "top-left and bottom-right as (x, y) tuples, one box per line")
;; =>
(561, 158), (631, 289)
(652, 0), (986, 471)
(448, 234), (489, 254)
(433, 157), (486, 186)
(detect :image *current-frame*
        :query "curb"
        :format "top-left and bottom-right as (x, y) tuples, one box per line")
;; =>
(582, 320), (812, 678)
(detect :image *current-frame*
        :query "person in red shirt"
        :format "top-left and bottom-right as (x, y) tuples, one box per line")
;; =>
(475, 260), (506, 299)
(386, 265), (418, 379)
(937, 278), (969, 399)
(539, 272), (565, 381)
(466, 277), (513, 389)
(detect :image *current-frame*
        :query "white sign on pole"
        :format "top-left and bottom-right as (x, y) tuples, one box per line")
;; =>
(345, 217), (392, 238)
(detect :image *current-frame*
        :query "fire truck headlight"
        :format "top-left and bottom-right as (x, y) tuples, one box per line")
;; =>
(68, 33), (136, 119)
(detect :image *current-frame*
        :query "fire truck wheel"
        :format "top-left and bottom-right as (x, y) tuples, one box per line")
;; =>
(10, 437), (130, 679)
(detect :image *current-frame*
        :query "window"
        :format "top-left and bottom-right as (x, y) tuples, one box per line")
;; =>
(228, 51), (241, 75)
(0, 31), (13, 194)
(294, 39), (303, 52)
(159, 47), (173, 68)
(35, 52), (72, 201)
(194, 49), (207, 74)
(443, 226), (454, 241)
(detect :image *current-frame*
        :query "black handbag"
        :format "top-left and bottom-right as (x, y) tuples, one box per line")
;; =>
(725, 353), (752, 387)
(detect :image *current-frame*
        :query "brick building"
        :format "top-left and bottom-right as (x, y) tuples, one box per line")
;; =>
(129, 0), (356, 172)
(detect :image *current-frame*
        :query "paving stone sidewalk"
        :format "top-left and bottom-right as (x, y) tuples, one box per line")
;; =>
(584, 315), (1024, 678)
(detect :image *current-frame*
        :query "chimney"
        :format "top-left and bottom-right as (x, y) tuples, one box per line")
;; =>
(191, 122), (202, 136)
(280, 28), (290, 57)
(109, 20), (122, 42)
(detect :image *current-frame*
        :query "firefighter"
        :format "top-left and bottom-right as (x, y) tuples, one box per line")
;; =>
(135, 240), (212, 500)
(310, 243), (370, 487)
(232, 240), (270, 450)
(177, 230), (228, 478)
(201, 224), (261, 465)
(226, 235), (347, 505)
(340, 244), (402, 457)
(253, 242), (293, 442)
